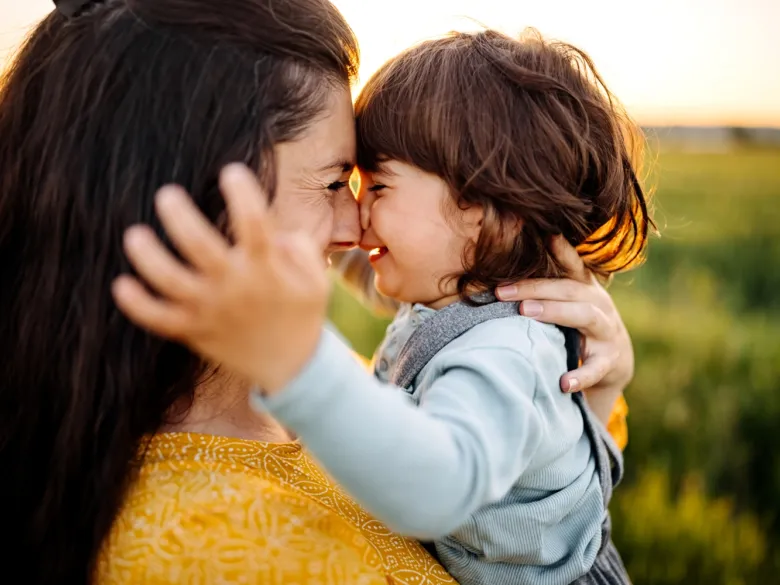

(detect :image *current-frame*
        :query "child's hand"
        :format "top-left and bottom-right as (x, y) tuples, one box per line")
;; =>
(112, 163), (330, 394)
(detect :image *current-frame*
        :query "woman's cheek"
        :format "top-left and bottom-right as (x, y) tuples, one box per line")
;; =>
(316, 206), (336, 249)
(293, 200), (333, 252)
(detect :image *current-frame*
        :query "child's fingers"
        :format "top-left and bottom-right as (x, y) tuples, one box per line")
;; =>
(560, 354), (615, 393)
(276, 232), (328, 284)
(219, 164), (271, 256)
(123, 225), (204, 302)
(549, 235), (590, 284)
(154, 185), (230, 274)
(111, 275), (193, 339)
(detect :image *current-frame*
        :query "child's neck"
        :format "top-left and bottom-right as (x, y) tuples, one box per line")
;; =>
(425, 293), (462, 310)
(415, 285), (490, 311)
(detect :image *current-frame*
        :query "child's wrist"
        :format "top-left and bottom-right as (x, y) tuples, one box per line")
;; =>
(253, 328), (324, 397)
(250, 328), (353, 422)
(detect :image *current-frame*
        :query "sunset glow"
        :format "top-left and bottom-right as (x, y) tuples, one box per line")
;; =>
(2, 0), (778, 127)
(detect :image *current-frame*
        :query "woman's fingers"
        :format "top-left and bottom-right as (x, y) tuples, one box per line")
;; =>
(519, 300), (612, 339)
(550, 235), (590, 284)
(123, 225), (204, 302)
(219, 163), (271, 256)
(111, 275), (193, 339)
(155, 185), (230, 274)
(495, 238), (591, 299)
(496, 278), (588, 304)
(560, 353), (616, 393)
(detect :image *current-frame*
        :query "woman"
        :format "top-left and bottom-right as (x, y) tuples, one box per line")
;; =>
(0, 0), (631, 583)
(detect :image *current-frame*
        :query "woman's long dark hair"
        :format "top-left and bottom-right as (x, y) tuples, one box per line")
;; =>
(0, 0), (358, 581)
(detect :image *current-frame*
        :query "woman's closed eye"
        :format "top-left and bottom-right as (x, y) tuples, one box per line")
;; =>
(326, 180), (350, 193)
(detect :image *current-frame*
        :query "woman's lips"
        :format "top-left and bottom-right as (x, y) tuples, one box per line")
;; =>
(368, 247), (389, 263)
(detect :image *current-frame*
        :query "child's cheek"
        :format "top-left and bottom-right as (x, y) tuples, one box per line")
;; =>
(372, 202), (403, 243)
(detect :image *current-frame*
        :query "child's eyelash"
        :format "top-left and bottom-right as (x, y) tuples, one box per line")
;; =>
(368, 184), (386, 192)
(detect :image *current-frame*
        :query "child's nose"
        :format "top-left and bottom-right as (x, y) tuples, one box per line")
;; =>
(358, 194), (373, 232)
(360, 204), (371, 232)
(356, 180), (375, 232)
(359, 226), (383, 251)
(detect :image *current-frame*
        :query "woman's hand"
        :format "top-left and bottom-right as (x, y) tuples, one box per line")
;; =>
(112, 163), (329, 394)
(495, 236), (634, 422)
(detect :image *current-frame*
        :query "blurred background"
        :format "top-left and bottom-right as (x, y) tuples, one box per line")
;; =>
(2, 1), (779, 583)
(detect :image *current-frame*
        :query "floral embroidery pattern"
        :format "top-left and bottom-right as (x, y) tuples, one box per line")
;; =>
(98, 433), (456, 585)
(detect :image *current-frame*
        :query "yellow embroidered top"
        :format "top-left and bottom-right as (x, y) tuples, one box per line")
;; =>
(97, 395), (626, 584)
(97, 432), (456, 585)
(98, 349), (627, 583)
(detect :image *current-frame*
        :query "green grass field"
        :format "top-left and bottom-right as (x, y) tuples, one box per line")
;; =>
(328, 146), (780, 583)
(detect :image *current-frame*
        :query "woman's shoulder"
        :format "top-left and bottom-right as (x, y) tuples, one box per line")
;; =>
(97, 432), (455, 585)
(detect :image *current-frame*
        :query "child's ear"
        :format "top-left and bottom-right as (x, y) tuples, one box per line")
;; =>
(462, 204), (484, 241)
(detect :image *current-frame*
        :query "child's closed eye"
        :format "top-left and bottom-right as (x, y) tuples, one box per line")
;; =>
(367, 184), (387, 194)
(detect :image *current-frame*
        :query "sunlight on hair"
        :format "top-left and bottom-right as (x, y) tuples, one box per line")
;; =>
(333, 0), (779, 127)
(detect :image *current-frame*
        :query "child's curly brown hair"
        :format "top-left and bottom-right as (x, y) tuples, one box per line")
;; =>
(355, 29), (653, 296)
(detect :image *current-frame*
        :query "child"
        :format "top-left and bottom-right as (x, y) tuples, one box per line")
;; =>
(118, 29), (649, 585)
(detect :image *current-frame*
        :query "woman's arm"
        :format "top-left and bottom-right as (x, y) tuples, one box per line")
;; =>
(332, 243), (632, 439)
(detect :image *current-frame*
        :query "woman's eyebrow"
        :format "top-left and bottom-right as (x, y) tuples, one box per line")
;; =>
(315, 159), (355, 174)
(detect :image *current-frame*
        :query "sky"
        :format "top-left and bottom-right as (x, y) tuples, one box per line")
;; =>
(1, 0), (778, 127)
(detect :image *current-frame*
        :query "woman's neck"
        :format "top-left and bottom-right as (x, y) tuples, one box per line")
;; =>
(162, 369), (292, 443)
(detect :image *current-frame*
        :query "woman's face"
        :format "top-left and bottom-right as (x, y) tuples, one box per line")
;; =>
(272, 84), (360, 260)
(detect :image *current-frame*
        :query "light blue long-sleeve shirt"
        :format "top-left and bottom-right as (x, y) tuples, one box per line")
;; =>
(252, 305), (605, 585)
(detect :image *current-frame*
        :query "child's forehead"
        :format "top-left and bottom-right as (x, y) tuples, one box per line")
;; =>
(359, 159), (399, 176)
(361, 161), (438, 186)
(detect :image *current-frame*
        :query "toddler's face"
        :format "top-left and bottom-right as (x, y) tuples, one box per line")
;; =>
(357, 160), (482, 308)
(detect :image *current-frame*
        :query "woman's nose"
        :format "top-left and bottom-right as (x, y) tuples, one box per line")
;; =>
(330, 188), (361, 248)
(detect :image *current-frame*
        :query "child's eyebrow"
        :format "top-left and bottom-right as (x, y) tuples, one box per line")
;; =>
(373, 161), (397, 177)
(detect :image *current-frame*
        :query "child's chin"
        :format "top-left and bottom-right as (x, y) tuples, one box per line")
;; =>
(373, 274), (400, 300)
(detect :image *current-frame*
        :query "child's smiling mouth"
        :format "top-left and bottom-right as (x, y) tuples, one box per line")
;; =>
(368, 247), (389, 263)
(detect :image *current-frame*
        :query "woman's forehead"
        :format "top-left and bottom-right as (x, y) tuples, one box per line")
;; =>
(282, 87), (356, 175)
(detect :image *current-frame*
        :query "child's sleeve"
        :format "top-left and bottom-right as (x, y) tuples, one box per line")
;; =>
(250, 328), (543, 540)
(329, 249), (399, 316)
